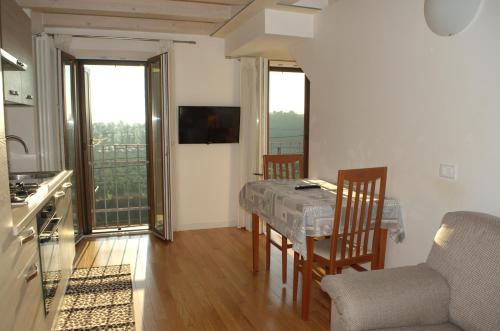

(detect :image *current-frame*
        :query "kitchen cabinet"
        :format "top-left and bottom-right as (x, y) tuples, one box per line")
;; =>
(0, 216), (46, 331)
(1, 0), (35, 106)
(5, 172), (75, 331)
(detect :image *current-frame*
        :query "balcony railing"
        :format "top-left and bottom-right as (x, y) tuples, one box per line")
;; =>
(269, 137), (303, 155)
(91, 143), (149, 230)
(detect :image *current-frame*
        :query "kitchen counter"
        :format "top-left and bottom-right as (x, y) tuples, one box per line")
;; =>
(11, 170), (72, 235)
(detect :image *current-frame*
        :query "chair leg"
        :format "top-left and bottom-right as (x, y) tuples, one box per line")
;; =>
(265, 224), (271, 271)
(281, 236), (288, 283)
(336, 267), (342, 274)
(293, 252), (299, 302)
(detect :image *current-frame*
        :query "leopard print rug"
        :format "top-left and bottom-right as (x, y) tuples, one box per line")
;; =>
(54, 265), (135, 331)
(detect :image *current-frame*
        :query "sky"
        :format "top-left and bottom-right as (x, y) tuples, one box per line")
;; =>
(86, 65), (146, 124)
(85, 65), (305, 123)
(269, 71), (306, 114)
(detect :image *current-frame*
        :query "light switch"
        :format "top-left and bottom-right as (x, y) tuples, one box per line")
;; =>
(439, 163), (457, 180)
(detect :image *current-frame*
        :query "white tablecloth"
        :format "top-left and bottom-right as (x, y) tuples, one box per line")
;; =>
(239, 179), (404, 257)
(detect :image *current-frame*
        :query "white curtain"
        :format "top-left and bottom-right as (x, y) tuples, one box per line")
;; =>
(238, 57), (268, 231)
(35, 34), (63, 171)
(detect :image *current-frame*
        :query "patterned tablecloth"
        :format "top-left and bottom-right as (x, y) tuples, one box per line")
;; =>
(239, 179), (404, 257)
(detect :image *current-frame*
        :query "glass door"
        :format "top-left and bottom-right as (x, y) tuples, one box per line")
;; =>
(146, 54), (171, 240)
(81, 62), (150, 232)
(61, 52), (86, 238)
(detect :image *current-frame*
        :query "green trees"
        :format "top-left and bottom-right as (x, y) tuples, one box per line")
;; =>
(269, 111), (304, 154)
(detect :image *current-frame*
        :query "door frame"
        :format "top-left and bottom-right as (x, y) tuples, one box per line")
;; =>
(267, 65), (311, 176)
(77, 60), (149, 234)
(60, 51), (87, 237)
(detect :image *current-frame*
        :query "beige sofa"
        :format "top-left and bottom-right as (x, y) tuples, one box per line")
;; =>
(320, 211), (500, 331)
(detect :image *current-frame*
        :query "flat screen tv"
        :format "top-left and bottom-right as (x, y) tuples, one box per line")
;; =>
(178, 106), (240, 144)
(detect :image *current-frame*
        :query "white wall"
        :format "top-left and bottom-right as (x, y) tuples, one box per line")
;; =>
(291, 0), (500, 267)
(171, 38), (240, 231)
(55, 31), (240, 231)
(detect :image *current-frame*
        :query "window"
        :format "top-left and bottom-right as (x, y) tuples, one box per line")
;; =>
(268, 65), (310, 174)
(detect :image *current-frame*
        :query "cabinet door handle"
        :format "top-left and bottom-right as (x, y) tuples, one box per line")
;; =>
(8, 90), (19, 96)
(54, 191), (66, 199)
(62, 182), (73, 189)
(19, 227), (36, 245)
(25, 264), (38, 282)
(26, 94), (33, 100)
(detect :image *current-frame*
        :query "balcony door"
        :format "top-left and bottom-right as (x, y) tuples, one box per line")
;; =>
(267, 65), (310, 176)
(75, 59), (171, 240)
(146, 54), (172, 240)
(60, 51), (86, 239)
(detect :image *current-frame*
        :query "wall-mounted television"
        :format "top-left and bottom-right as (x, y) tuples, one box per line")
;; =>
(178, 106), (240, 144)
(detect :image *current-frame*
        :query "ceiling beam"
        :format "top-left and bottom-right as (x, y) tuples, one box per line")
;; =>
(175, 0), (250, 5)
(37, 12), (220, 35)
(17, 0), (235, 23)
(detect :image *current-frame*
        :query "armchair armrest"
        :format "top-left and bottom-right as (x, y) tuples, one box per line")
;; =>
(321, 264), (450, 331)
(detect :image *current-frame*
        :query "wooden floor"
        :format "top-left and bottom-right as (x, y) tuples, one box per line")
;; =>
(75, 228), (330, 331)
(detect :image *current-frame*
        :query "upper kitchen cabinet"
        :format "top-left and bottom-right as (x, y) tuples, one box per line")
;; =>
(1, 0), (35, 106)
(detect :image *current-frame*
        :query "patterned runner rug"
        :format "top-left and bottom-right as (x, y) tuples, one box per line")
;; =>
(54, 264), (135, 331)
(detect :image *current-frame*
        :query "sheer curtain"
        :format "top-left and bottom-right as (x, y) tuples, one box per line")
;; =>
(35, 34), (63, 171)
(238, 57), (268, 231)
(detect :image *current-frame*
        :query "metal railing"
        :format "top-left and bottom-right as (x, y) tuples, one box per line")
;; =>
(269, 137), (303, 155)
(91, 143), (149, 230)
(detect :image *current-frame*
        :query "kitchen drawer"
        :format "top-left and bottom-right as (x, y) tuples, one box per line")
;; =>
(12, 219), (38, 275)
(0, 253), (45, 331)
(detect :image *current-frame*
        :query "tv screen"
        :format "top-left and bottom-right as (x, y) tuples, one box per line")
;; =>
(178, 106), (240, 144)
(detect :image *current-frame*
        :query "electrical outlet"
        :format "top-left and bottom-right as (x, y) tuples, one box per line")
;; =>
(439, 163), (457, 180)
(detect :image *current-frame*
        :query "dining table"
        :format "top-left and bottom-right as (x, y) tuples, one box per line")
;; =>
(239, 178), (404, 319)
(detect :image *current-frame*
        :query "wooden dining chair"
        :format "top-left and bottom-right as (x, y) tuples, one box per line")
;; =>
(293, 167), (388, 302)
(263, 154), (304, 284)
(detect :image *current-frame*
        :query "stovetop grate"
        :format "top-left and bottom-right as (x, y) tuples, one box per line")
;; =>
(10, 182), (40, 204)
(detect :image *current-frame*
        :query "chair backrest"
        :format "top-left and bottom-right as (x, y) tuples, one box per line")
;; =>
(263, 154), (304, 180)
(328, 167), (387, 272)
(426, 211), (500, 331)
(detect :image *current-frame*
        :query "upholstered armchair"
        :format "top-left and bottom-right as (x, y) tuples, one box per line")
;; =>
(320, 211), (500, 331)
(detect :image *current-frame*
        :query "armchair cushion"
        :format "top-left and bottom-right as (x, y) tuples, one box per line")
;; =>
(374, 323), (462, 331)
(321, 264), (450, 331)
(426, 211), (500, 331)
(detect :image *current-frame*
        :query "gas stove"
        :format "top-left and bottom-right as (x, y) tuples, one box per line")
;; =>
(10, 182), (40, 205)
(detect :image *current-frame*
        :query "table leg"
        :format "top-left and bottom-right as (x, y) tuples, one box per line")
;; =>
(265, 224), (271, 271)
(282, 235), (288, 283)
(377, 228), (388, 269)
(252, 213), (259, 273)
(301, 236), (314, 320)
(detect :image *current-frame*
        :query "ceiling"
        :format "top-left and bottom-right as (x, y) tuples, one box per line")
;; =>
(18, 0), (255, 35)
